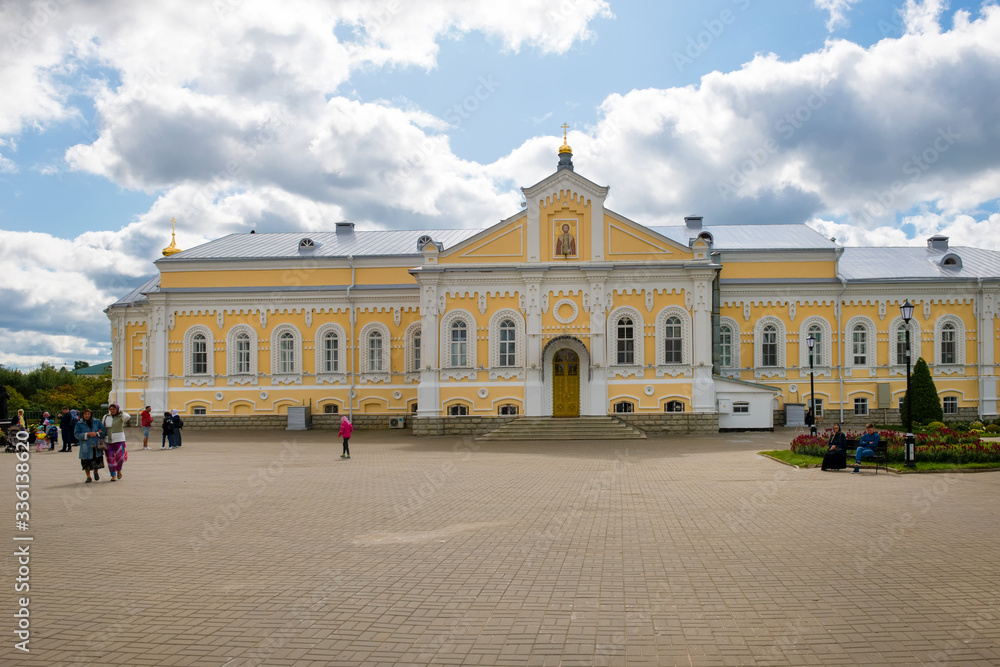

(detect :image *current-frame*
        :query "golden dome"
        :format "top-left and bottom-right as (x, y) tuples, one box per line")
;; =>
(559, 122), (572, 154)
(162, 218), (182, 256)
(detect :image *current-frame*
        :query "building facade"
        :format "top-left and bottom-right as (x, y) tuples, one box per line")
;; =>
(107, 143), (1000, 433)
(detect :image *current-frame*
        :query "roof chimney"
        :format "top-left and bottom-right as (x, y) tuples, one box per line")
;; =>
(336, 222), (355, 235)
(927, 235), (948, 251)
(684, 216), (703, 233)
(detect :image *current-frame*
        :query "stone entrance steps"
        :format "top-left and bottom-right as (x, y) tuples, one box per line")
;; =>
(476, 416), (646, 441)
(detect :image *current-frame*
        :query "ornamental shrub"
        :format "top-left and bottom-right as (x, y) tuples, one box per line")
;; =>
(971, 421), (985, 430)
(899, 358), (943, 426)
(925, 421), (947, 431)
(986, 424), (1000, 433)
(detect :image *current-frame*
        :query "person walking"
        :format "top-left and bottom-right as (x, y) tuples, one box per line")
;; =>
(102, 403), (130, 481)
(170, 409), (184, 447)
(161, 411), (176, 449)
(140, 406), (153, 449)
(339, 416), (353, 459)
(74, 408), (105, 483)
(59, 406), (75, 452)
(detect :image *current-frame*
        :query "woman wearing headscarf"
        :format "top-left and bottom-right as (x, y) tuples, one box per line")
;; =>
(170, 409), (184, 447)
(101, 403), (130, 481)
(821, 423), (848, 471)
(74, 408), (105, 483)
(338, 416), (353, 459)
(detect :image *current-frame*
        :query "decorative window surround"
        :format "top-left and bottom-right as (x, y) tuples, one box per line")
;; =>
(184, 325), (214, 387)
(719, 316), (741, 379)
(315, 322), (347, 385)
(440, 309), (477, 380)
(269, 324), (303, 385)
(489, 309), (525, 380)
(798, 316), (832, 378)
(404, 322), (422, 383)
(359, 322), (391, 384)
(889, 316), (922, 376)
(933, 314), (966, 374)
(226, 324), (258, 386)
(753, 316), (786, 379)
(608, 306), (644, 378)
(844, 316), (877, 378)
(655, 306), (692, 378)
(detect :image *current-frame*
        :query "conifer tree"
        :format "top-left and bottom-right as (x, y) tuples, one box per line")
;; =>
(900, 357), (943, 427)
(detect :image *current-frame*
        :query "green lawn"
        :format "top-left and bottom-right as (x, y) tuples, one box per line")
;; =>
(760, 450), (1000, 472)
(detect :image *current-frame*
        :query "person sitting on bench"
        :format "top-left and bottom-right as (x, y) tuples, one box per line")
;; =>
(853, 423), (879, 473)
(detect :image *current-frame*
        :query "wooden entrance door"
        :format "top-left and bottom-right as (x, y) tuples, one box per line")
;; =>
(552, 349), (580, 417)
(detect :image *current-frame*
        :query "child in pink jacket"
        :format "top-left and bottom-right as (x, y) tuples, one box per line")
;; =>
(339, 416), (353, 459)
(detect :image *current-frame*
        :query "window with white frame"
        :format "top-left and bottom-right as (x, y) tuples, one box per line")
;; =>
(183, 325), (214, 385)
(655, 307), (691, 372)
(665, 400), (684, 413)
(890, 316), (921, 368)
(733, 401), (749, 414)
(403, 322), (421, 377)
(235, 333), (252, 374)
(852, 325), (867, 366)
(192, 406), (207, 415)
(488, 310), (524, 377)
(943, 396), (958, 415)
(323, 404), (339, 414)
(807, 324), (823, 367)
(844, 316), (877, 375)
(413, 331), (421, 370)
(798, 317), (832, 370)
(808, 398), (824, 417)
(368, 331), (384, 372)
(269, 324), (302, 384)
(854, 397), (869, 416)
(896, 328), (908, 366)
(719, 325), (732, 368)
(450, 320), (467, 367)
(613, 401), (634, 413)
(358, 322), (391, 380)
(315, 323), (347, 383)
(440, 310), (477, 379)
(498, 319), (516, 366)
(762, 325), (778, 366)
(448, 404), (469, 416)
(933, 315), (965, 369)
(608, 307), (644, 372)
(753, 317), (785, 377)
(498, 404), (519, 415)
(226, 325), (257, 384)
(321, 331), (339, 373)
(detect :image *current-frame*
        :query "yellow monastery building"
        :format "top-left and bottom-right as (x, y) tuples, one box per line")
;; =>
(107, 141), (1000, 434)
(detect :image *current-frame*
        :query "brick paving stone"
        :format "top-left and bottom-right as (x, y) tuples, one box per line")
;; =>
(1, 428), (999, 665)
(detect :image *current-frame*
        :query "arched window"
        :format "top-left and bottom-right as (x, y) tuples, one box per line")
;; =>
(663, 316), (682, 364)
(498, 319), (516, 367)
(368, 331), (384, 372)
(413, 330), (421, 371)
(226, 325), (256, 384)
(321, 330), (339, 373)
(940, 323), (956, 364)
(278, 332), (295, 373)
(191, 333), (208, 374)
(719, 325), (732, 368)
(613, 401), (634, 413)
(896, 328), (908, 366)
(403, 322), (422, 378)
(450, 320), (468, 367)
(807, 324), (822, 367)
(762, 325), (778, 367)
(315, 323), (347, 383)
(448, 404), (469, 416)
(852, 324), (867, 366)
(617, 317), (635, 365)
(235, 332), (252, 374)
(665, 400), (684, 412)
(269, 324), (302, 384)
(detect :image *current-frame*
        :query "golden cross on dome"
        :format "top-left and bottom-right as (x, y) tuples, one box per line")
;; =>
(561, 123), (570, 142)
(171, 217), (176, 232)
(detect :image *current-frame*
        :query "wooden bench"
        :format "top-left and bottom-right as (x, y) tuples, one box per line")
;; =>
(847, 439), (888, 474)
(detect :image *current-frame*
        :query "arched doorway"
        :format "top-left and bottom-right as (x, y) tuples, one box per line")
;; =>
(552, 348), (580, 417)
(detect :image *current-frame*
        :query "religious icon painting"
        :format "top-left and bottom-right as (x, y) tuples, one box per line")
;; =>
(554, 219), (578, 259)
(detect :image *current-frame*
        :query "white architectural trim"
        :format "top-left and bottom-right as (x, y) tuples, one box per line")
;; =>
(933, 314), (966, 374)
(719, 316), (741, 378)
(404, 321), (422, 383)
(183, 325), (214, 386)
(359, 321), (391, 383)
(542, 336), (591, 416)
(226, 324), (258, 385)
(655, 306), (692, 377)
(754, 316), (786, 379)
(798, 316), (832, 377)
(607, 306), (644, 377)
(269, 323), (303, 385)
(314, 322), (347, 384)
(488, 309), (524, 380)
(440, 309), (477, 380)
(844, 315), (877, 377)
(889, 316), (923, 375)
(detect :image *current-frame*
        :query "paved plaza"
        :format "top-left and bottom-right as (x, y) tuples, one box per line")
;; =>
(3, 427), (999, 666)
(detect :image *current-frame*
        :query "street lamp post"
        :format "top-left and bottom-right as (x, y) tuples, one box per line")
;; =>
(901, 300), (916, 468)
(806, 334), (816, 436)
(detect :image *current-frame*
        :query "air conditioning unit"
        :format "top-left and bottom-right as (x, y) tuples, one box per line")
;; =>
(389, 417), (406, 429)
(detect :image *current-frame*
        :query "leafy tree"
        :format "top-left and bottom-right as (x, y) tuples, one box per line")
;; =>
(900, 357), (943, 427)
(74, 360), (90, 370)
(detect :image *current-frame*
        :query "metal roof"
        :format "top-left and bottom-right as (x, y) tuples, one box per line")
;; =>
(160, 229), (481, 261)
(648, 224), (837, 250)
(838, 246), (1000, 280)
(110, 275), (160, 307)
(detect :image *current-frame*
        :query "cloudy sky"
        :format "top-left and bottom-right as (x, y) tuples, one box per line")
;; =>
(2, 0), (999, 369)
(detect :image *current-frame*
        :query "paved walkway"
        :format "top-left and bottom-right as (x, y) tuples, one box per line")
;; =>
(2, 428), (999, 666)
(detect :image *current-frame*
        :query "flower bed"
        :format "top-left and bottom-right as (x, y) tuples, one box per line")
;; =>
(791, 428), (1000, 464)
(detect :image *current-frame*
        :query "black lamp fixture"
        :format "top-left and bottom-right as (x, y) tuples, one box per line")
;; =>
(901, 301), (916, 468)
(806, 334), (816, 435)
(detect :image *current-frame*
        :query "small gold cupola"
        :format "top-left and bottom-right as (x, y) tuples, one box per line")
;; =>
(162, 217), (182, 257)
(557, 122), (574, 171)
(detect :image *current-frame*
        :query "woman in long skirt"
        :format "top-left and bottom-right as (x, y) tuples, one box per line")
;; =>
(102, 403), (130, 481)
(74, 409), (105, 483)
